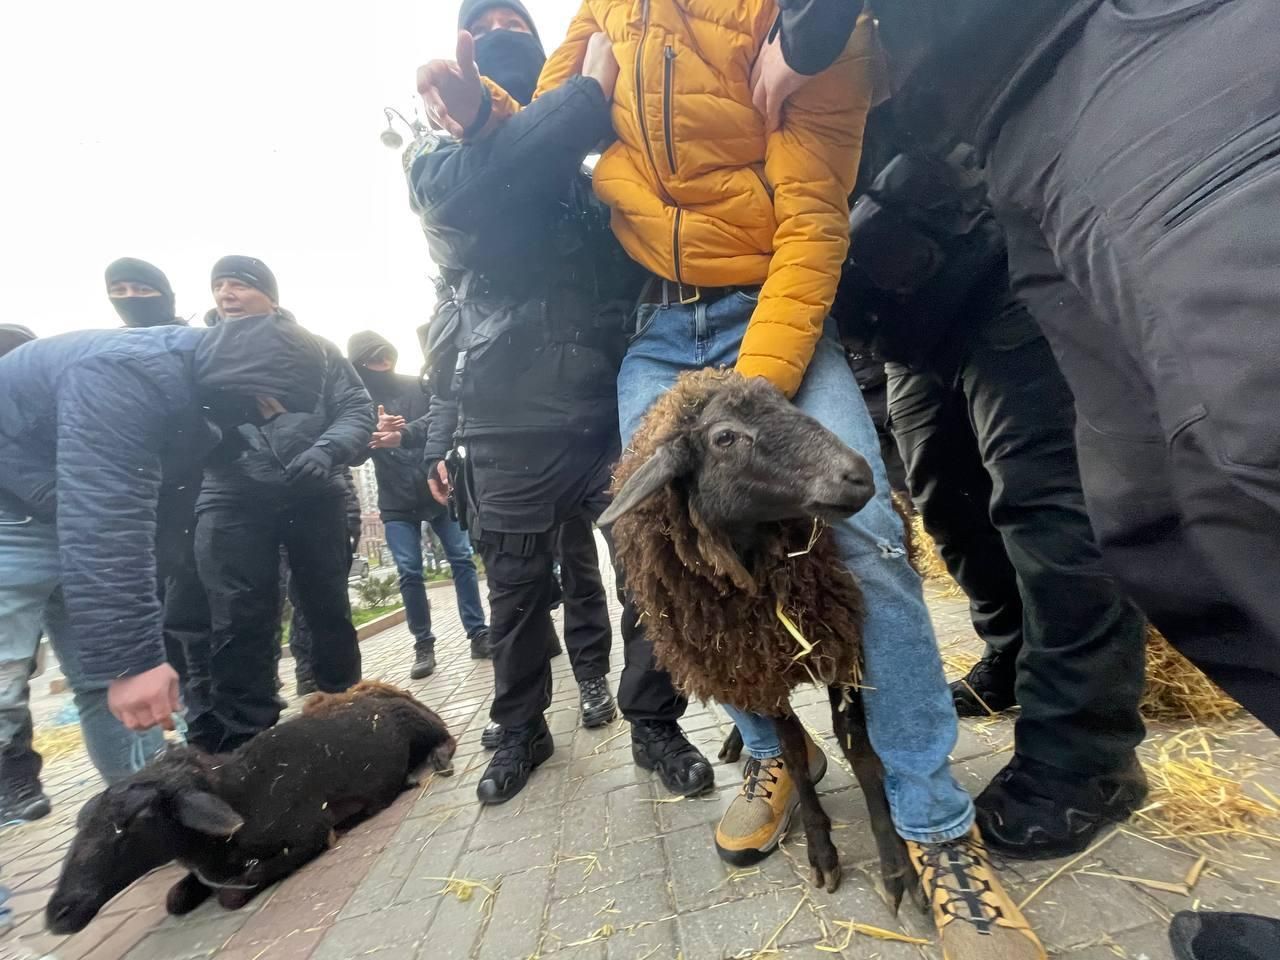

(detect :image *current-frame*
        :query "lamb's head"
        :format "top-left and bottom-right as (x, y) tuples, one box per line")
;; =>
(46, 755), (244, 934)
(601, 369), (874, 537)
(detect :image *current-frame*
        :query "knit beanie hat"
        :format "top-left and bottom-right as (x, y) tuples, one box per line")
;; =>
(211, 255), (279, 304)
(458, 0), (539, 40)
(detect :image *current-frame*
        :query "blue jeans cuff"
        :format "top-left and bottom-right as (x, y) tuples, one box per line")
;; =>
(892, 800), (975, 845)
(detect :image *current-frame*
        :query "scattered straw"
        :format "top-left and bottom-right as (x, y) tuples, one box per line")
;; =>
(1142, 628), (1239, 723)
(1018, 828), (1119, 909)
(422, 875), (497, 913)
(1076, 870), (1191, 896)
(31, 723), (85, 761)
(1136, 731), (1280, 842)
(589, 725), (631, 755)
(566, 924), (615, 946)
(816, 920), (932, 952)
(1184, 855), (1209, 890)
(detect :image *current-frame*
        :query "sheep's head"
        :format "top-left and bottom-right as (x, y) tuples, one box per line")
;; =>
(601, 370), (874, 539)
(46, 760), (244, 934)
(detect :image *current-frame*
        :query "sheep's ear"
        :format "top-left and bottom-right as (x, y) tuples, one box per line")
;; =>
(173, 791), (244, 837)
(599, 442), (687, 527)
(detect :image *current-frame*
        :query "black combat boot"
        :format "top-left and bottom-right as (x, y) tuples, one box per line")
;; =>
(481, 720), (503, 750)
(631, 720), (714, 797)
(411, 636), (438, 679)
(476, 717), (554, 804)
(0, 746), (52, 825)
(469, 628), (491, 660)
(950, 648), (1018, 717)
(578, 676), (617, 728)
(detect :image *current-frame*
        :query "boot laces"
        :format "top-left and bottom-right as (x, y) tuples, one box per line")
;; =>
(580, 677), (610, 702)
(919, 835), (1005, 932)
(742, 757), (782, 802)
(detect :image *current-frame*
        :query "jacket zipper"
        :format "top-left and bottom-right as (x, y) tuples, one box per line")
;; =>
(634, 0), (684, 286)
(662, 46), (677, 175)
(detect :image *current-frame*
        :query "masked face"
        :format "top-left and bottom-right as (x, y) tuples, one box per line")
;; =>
(110, 295), (176, 328)
(473, 28), (546, 106)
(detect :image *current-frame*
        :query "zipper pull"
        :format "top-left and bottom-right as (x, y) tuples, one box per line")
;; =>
(665, 45), (675, 62)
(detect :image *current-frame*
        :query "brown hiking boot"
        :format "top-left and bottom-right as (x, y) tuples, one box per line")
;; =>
(908, 827), (1046, 960)
(714, 736), (827, 867)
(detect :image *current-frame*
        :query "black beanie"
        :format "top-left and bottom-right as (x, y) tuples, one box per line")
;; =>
(211, 255), (279, 304)
(104, 258), (174, 299)
(458, 0), (539, 40)
(0, 323), (36, 359)
(347, 330), (398, 367)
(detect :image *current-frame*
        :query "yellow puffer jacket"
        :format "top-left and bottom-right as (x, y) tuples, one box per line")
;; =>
(485, 1), (881, 396)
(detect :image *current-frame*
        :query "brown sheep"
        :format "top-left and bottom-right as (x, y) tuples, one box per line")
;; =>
(600, 368), (916, 903)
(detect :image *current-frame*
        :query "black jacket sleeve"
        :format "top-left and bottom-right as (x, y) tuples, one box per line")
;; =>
(397, 408), (432, 450)
(777, 0), (862, 76)
(55, 358), (169, 685)
(312, 344), (376, 467)
(422, 394), (459, 469)
(408, 76), (614, 269)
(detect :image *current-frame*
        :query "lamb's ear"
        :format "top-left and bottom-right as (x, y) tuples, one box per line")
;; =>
(599, 442), (688, 527)
(173, 791), (244, 837)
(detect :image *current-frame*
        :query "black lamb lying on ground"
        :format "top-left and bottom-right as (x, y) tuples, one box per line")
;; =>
(46, 681), (455, 934)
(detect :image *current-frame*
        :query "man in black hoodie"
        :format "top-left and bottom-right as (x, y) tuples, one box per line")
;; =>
(347, 330), (489, 678)
(404, 0), (713, 806)
(190, 256), (374, 753)
(104, 257), (186, 328)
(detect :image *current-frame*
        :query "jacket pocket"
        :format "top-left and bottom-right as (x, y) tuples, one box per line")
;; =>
(0, 509), (33, 526)
(1161, 125), (1280, 233)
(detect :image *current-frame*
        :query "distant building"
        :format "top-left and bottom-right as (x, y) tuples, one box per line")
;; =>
(349, 463), (385, 564)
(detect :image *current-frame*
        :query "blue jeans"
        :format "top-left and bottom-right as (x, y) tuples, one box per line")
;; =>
(617, 292), (974, 843)
(384, 516), (488, 644)
(0, 509), (164, 785)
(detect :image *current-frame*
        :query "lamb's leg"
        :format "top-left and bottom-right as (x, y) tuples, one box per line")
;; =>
(165, 872), (213, 916)
(215, 828), (331, 911)
(718, 724), (744, 764)
(828, 685), (922, 913)
(776, 713), (840, 892)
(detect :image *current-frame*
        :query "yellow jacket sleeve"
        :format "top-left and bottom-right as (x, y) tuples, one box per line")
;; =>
(479, 1), (599, 130)
(735, 16), (880, 397)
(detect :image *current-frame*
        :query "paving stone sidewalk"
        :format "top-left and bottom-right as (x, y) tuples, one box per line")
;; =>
(3, 551), (1278, 960)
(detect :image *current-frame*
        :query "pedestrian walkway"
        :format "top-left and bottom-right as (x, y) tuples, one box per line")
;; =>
(3, 566), (1278, 960)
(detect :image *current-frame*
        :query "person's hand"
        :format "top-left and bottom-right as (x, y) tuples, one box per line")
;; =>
(427, 459), (451, 506)
(750, 33), (812, 131)
(581, 32), (619, 101)
(417, 31), (484, 138)
(376, 405), (407, 433)
(286, 446), (333, 484)
(108, 664), (180, 731)
(370, 431), (404, 449)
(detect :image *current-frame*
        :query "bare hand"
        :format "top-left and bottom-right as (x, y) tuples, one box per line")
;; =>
(417, 31), (484, 138)
(750, 34), (811, 131)
(108, 664), (180, 731)
(581, 32), (619, 101)
(376, 404), (406, 433)
(370, 431), (403, 449)
(427, 459), (451, 506)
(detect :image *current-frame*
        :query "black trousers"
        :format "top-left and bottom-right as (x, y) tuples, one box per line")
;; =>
(192, 496), (360, 752)
(986, 0), (1280, 734)
(156, 481), (211, 705)
(888, 290), (1146, 775)
(468, 432), (684, 729)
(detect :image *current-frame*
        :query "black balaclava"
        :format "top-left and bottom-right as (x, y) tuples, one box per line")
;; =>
(347, 330), (400, 397)
(459, 0), (546, 107)
(104, 257), (178, 328)
(0, 323), (36, 359)
(210, 255), (279, 304)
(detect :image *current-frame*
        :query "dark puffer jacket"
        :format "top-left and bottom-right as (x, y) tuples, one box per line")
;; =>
(0, 326), (311, 685)
(198, 314), (374, 509)
(348, 331), (443, 524)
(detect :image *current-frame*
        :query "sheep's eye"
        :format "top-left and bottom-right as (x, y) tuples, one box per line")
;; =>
(713, 430), (736, 448)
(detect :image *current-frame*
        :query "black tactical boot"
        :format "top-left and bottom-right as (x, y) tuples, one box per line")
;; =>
(0, 749), (52, 825)
(1170, 911), (1280, 960)
(411, 637), (438, 679)
(950, 648), (1018, 717)
(469, 628), (491, 660)
(481, 720), (503, 750)
(294, 676), (318, 698)
(631, 720), (714, 797)
(476, 718), (554, 804)
(578, 676), (617, 728)
(976, 753), (1148, 860)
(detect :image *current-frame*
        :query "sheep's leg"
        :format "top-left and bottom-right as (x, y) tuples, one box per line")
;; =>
(718, 724), (744, 764)
(165, 872), (213, 916)
(215, 829), (330, 911)
(827, 685), (922, 913)
(776, 713), (840, 893)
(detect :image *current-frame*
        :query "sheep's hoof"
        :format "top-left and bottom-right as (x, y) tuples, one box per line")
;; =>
(810, 862), (842, 893)
(165, 874), (212, 915)
(216, 887), (256, 910)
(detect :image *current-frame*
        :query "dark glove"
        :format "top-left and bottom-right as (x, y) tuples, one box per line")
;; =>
(286, 446), (333, 484)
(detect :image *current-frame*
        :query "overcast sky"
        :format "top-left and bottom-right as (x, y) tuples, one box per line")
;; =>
(2, 0), (581, 372)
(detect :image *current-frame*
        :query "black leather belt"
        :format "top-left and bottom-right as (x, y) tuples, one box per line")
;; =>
(640, 277), (758, 307)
